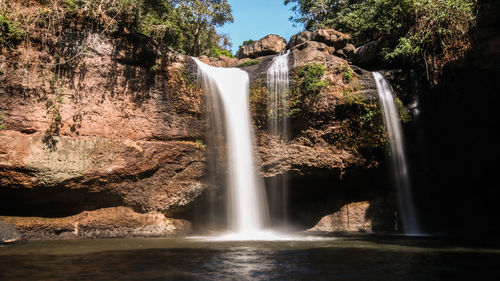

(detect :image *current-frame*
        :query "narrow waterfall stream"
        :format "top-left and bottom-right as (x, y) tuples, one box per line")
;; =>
(373, 72), (420, 234)
(267, 50), (290, 139)
(193, 58), (269, 237)
(266, 51), (290, 230)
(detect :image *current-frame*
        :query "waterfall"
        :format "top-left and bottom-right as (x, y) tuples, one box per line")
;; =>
(266, 51), (290, 230)
(267, 50), (290, 139)
(193, 58), (269, 236)
(373, 72), (420, 234)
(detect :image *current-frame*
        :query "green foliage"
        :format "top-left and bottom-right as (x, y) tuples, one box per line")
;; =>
(151, 63), (161, 72)
(249, 80), (269, 129)
(394, 97), (412, 123)
(241, 39), (255, 46)
(286, 63), (329, 118)
(333, 93), (387, 155)
(0, 111), (7, 130)
(297, 63), (328, 95)
(285, 0), (478, 83)
(176, 0), (233, 56)
(210, 47), (235, 58)
(0, 14), (24, 49)
(42, 95), (64, 151)
(195, 139), (207, 149)
(335, 63), (354, 83)
(235, 39), (255, 57)
(238, 59), (260, 67)
(387, 0), (477, 83)
(5, 0), (233, 57)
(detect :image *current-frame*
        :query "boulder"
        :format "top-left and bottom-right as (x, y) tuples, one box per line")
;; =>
(287, 31), (316, 49)
(350, 39), (383, 66)
(343, 43), (357, 57)
(288, 29), (350, 50)
(237, 34), (287, 59)
(307, 198), (393, 233)
(289, 40), (344, 67)
(0, 221), (22, 243)
(315, 29), (349, 49)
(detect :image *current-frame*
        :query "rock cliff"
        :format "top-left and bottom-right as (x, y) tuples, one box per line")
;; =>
(0, 9), (394, 238)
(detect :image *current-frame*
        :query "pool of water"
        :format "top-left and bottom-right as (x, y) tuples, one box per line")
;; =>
(1, 235), (499, 280)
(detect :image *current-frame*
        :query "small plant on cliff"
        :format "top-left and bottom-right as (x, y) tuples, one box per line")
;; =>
(332, 93), (387, 158)
(151, 63), (162, 72)
(0, 14), (24, 49)
(195, 139), (207, 149)
(335, 63), (354, 83)
(287, 63), (329, 118)
(298, 63), (329, 95)
(0, 111), (7, 130)
(394, 97), (412, 123)
(238, 60), (260, 67)
(42, 96), (64, 151)
(249, 80), (268, 129)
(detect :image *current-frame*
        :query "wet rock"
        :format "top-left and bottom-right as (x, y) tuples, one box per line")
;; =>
(0, 207), (191, 240)
(237, 34), (287, 59)
(0, 221), (22, 243)
(307, 198), (393, 233)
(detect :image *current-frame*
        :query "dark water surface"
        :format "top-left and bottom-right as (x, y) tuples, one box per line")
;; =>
(1, 235), (499, 280)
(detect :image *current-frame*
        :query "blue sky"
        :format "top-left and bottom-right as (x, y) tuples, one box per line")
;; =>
(217, 0), (303, 55)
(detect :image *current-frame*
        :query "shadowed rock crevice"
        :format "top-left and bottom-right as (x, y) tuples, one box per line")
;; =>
(269, 166), (392, 231)
(0, 187), (126, 218)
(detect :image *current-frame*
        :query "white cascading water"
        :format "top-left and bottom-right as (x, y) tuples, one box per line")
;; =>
(267, 50), (290, 139)
(193, 58), (269, 237)
(373, 72), (420, 234)
(266, 51), (290, 230)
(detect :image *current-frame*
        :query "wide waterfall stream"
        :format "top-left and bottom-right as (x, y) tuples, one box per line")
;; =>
(373, 72), (420, 234)
(193, 58), (269, 238)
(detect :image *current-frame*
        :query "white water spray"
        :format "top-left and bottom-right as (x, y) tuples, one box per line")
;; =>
(193, 58), (269, 237)
(373, 72), (420, 234)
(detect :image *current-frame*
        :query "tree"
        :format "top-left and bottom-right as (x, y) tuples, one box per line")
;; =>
(284, 0), (478, 83)
(284, 0), (349, 30)
(176, 0), (233, 56)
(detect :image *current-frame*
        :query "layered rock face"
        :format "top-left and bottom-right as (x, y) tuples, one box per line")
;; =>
(239, 30), (393, 231)
(1, 25), (394, 238)
(0, 207), (190, 240)
(0, 28), (206, 237)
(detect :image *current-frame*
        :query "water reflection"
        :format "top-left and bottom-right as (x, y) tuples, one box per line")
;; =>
(209, 247), (275, 280)
(1, 236), (500, 281)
